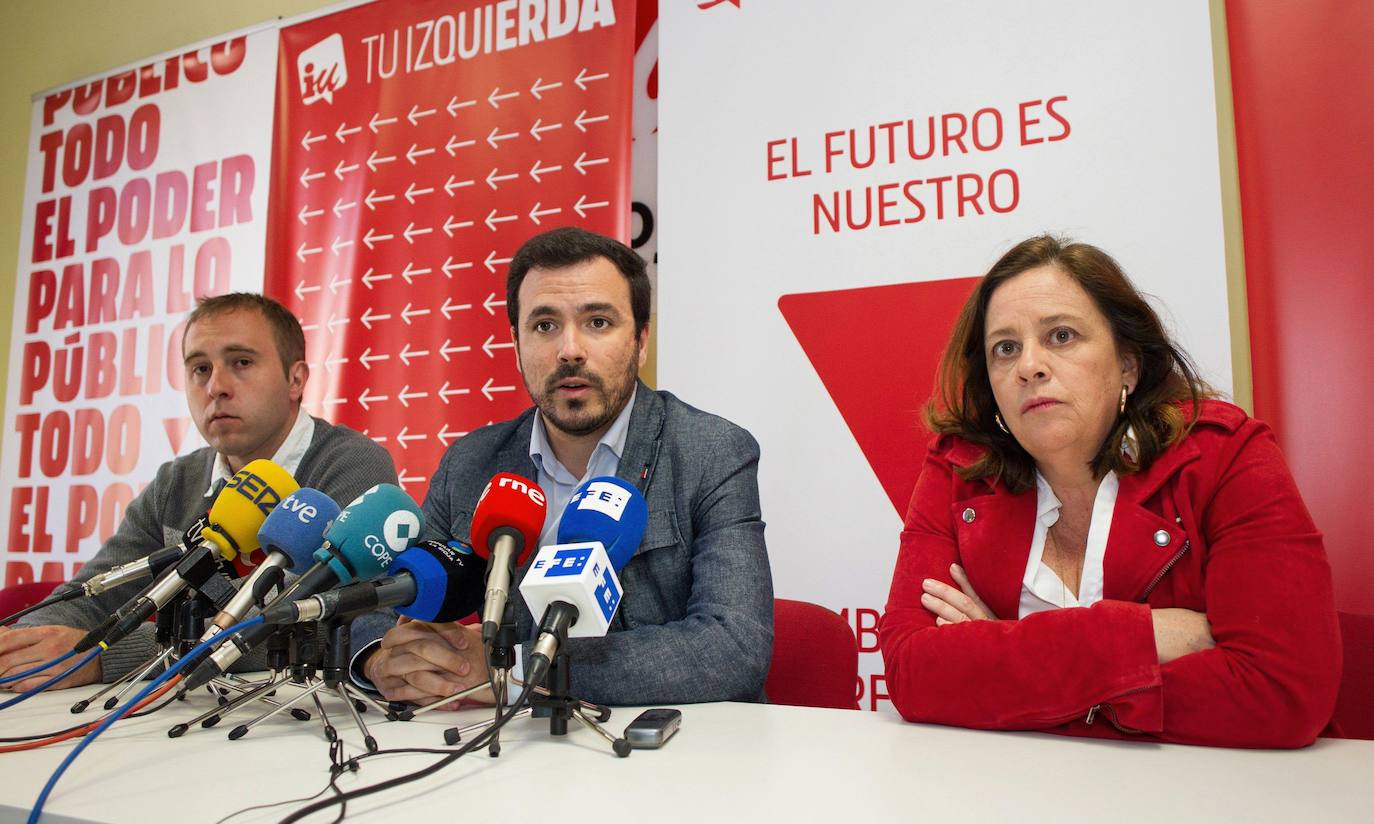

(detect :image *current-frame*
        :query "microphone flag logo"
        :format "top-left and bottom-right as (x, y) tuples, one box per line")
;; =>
(573, 480), (631, 520)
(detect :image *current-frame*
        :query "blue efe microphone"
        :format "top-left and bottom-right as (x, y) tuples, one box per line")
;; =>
(197, 488), (342, 641)
(555, 476), (649, 570)
(185, 484), (422, 689)
(521, 477), (648, 687)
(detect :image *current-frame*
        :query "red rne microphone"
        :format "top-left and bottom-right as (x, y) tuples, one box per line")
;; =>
(471, 473), (547, 643)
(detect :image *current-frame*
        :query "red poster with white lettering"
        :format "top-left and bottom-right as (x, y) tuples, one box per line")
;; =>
(266, 0), (634, 496)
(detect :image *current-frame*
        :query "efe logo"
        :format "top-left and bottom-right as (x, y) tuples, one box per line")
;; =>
(572, 480), (630, 520)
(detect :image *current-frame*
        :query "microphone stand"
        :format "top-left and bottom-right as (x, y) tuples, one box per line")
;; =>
(168, 623), (310, 737)
(442, 618), (627, 758)
(226, 613), (389, 752)
(68, 595), (179, 715)
(69, 569), (233, 714)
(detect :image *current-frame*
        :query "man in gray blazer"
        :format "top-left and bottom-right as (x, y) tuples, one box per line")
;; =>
(359, 227), (773, 706)
(0, 294), (397, 691)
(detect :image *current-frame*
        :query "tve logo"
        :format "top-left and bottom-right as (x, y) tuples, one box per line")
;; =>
(298, 34), (347, 104)
(537, 547), (592, 578)
(573, 480), (631, 521)
(279, 492), (321, 524)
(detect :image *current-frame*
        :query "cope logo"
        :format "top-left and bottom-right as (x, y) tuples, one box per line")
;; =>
(225, 471), (282, 516)
(298, 34), (347, 105)
(363, 510), (420, 567)
(572, 481), (630, 521)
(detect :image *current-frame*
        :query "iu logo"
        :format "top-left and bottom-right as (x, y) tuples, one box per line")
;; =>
(298, 34), (347, 105)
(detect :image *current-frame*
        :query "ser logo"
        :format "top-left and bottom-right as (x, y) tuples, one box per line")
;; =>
(298, 33), (347, 105)
(225, 471), (282, 516)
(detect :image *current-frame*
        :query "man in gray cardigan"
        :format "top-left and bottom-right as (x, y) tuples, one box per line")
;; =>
(0, 294), (397, 691)
(359, 228), (773, 706)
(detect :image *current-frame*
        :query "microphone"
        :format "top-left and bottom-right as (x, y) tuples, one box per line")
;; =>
(520, 477), (647, 687)
(75, 460), (299, 653)
(79, 515), (210, 597)
(184, 483), (422, 689)
(470, 473), (547, 644)
(262, 540), (485, 625)
(198, 488), (340, 640)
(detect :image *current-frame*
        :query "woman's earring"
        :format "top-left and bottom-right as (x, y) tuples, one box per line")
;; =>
(995, 413), (1010, 435)
(1119, 384), (1129, 415)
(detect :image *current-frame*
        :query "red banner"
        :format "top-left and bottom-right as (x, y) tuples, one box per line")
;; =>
(265, 0), (635, 494)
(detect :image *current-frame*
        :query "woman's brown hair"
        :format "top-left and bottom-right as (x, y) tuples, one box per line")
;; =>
(927, 235), (1210, 493)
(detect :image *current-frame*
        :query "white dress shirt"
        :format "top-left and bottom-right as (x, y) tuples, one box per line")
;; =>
(1018, 470), (1119, 618)
(527, 386), (637, 547)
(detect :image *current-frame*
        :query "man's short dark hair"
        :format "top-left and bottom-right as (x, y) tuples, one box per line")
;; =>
(185, 293), (306, 376)
(506, 227), (651, 335)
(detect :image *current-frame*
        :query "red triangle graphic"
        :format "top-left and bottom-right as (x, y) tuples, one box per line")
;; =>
(778, 277), (979, 514)
(163, 417), (193, 455)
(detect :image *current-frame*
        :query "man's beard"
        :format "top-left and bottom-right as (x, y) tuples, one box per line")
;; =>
(532, 358), (637, 438)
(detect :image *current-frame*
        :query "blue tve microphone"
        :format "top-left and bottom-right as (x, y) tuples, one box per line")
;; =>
(521, 477), (648, 686)
(185, 484), (422, 689)
(197, 488), (342, 641)
(262, 540), (486, 625)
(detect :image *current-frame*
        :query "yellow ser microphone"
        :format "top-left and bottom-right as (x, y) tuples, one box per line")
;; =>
(76, 460), (300, 654)
(201, 458), (301, 563)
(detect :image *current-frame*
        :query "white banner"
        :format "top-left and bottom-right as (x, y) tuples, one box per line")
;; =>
(1, 27), (281, 586)
(659, 0), (1231, 711)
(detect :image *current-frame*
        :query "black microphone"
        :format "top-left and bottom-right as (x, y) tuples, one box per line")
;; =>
(261, 540), (485, 625)
(78, 515), (210, 597)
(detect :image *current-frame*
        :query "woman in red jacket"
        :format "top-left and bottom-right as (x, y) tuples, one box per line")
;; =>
(879, 235), (1341, 747)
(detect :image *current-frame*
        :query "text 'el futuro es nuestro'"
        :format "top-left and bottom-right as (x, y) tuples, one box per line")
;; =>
(765, 96), (1071, 235)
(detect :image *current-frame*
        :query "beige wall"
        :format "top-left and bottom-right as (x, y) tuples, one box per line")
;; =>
(0, 0), (340, 428)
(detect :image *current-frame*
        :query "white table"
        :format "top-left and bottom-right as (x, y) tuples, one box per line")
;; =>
(1, 685), (1371, 823)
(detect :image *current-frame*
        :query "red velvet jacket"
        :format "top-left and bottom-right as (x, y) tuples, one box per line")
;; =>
(879, 401), (1341, 748)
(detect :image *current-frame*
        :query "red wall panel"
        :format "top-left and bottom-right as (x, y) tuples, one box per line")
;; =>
(1228, 0), (1374, 612)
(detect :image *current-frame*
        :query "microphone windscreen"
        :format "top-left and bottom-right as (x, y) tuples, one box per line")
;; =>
(470, 473), (547, 564)
(320, 484), (423, 582)
(556, 477), (647, 571)
(257, 488), (341, 572)
(388, 540), (485, 622)
(203, 459), (300, 561)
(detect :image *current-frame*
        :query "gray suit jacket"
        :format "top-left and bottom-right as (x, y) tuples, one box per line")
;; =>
(420, 382), (773, 705)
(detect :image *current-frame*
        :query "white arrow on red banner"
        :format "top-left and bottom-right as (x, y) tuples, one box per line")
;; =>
(530, 77), (563, 99)
(575, 67), (609, 90)
(483, 334), (515, 358)
(440, 341), (471, 362)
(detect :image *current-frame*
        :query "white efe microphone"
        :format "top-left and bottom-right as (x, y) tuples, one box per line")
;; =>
(519, 477), (648, 687)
